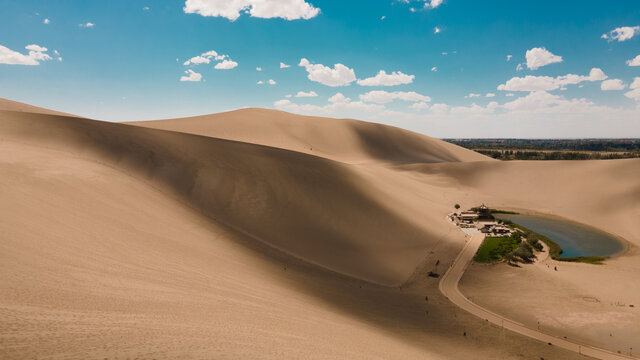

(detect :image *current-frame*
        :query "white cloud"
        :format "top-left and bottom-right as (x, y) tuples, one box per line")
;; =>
(410, 101), (429, 110)
(624, 78), (640, 101)
(601, 79), (625, 91)
(465, 93), (481, 98)
(43, 18), (50, 24)
(425, 0), (443, 9)
(442, 52), (448, 55)
(285, 94), (292, 98)
(183, 0), (320, 21)
(275, 92), (384, 115)
(180, 69), (202, 82)
(497, 68), (607, 92)
(295, 90), (318, 97)
(516, 63), (524, 71)
(280, 62), (291, 68)
(431, 66), (438, 72)
(380, 15), (386, 20)
(257, 80), (264, 84)
(356, 70), (414, 86)
(143, 6), (150, 11)
(601, 26), (640, 42)
(184, 55), (211, 65)
(505, 93), (515, 97)
(485, 93), (496, 97)
(298, 58), (356, 87)
(0, 44), (52, 65)
(256, 67), (262, 71)
(506, 54), (512, 61)
(184, 50), (237, 69)
(627, 55), (640, 67)
(434, 26), (441, 34)
(80, 22), (95, 28)
(215, 59), (238, 69)
(525, 47), (562, 70)
(360, 90), (431, 104)
(268, 79), (276, 85)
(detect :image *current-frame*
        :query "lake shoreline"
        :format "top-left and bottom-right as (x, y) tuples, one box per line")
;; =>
(493, 210), (629, 262)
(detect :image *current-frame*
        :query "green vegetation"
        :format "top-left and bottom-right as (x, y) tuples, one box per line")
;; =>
(454, 203), (461, 210)
(443, 139), (640, 161)
(474, 232), (522, 263)
(488, 209), (519, 215)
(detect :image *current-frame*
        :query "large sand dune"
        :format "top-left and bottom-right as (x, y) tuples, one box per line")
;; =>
(2, 97), (636, 359)
(128, 108), (488, 164)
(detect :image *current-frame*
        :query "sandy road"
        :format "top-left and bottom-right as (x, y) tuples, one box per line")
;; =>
(439, 232), (636, 360)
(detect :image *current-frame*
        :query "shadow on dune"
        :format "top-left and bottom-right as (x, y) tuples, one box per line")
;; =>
(349, 121), (484, 164)
(0, 110), (438, 286)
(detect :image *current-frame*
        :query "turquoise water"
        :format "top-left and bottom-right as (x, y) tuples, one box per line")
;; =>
(495, 214), (625, 258)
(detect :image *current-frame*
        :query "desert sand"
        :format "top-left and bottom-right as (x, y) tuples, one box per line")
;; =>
(1, 98), (638, 359)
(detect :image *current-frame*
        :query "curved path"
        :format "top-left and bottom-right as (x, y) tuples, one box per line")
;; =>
(439, 232), (636, 360)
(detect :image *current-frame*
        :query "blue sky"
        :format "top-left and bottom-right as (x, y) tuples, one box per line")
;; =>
(1, 0), (639, 137)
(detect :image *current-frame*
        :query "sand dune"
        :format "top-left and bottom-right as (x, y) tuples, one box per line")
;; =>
(1, 98), (632, 359)
(128, 108), (489, 164)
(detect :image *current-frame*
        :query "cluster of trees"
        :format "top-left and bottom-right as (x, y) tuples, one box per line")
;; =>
(477, 149), (638, 161)
(445, 138), (640, 152)
(444, 139), (640, 161)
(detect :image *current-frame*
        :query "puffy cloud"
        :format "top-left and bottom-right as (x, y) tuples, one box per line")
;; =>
(434, 26), (441, 34)
(465, 93), (481, 98)
(516, 63), (524, 71)
(627, 55), (640, 67)
(184, 50), (237, 69)
(601, 26), (640, 42)
(485, 93), (496, 97)
(295, 90), (318, 97)
(214, 59), (238, 69)
(257, 80), (264, 84)
(601, 79), (625, 91)
(298, 58), (356, 87)
(280, 62), (291, 68)
(80, 22), (95, 27)
(431, 66), (438, 72)
(497, 68), (607, 92)
(425, 0), (443, 9)
(525, 47), (562, 70)
(256, 67), (262, 71)
(183, 0), (320, 21)
(268, 79), (276, 85)
(356, 70), (414, 86)
(143, 6), (150, 10)
(0, 44), (52, 65)
(624, 78), (640, 101)
(180, 69), (202, 82)
(380, 15), (386, 20)
(359, 90), (431, 104)
(506, 54), (512, 61)
(410, 101), (429, 110)
(43, 18), (50, 24)
(275, 92), (383, 115)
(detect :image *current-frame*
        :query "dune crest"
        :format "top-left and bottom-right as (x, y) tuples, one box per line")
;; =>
(128, 108), (490, 164)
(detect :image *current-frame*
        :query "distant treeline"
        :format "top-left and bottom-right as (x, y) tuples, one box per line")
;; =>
(476, 150), (639, 160)
(443, 139), (640, 160)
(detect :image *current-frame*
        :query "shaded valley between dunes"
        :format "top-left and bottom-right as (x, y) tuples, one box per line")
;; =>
(1, 98), (639, 359)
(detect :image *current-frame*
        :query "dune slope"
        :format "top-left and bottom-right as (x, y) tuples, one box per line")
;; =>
(128, 108), (490, 164)
(0, 109), (449, 285)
